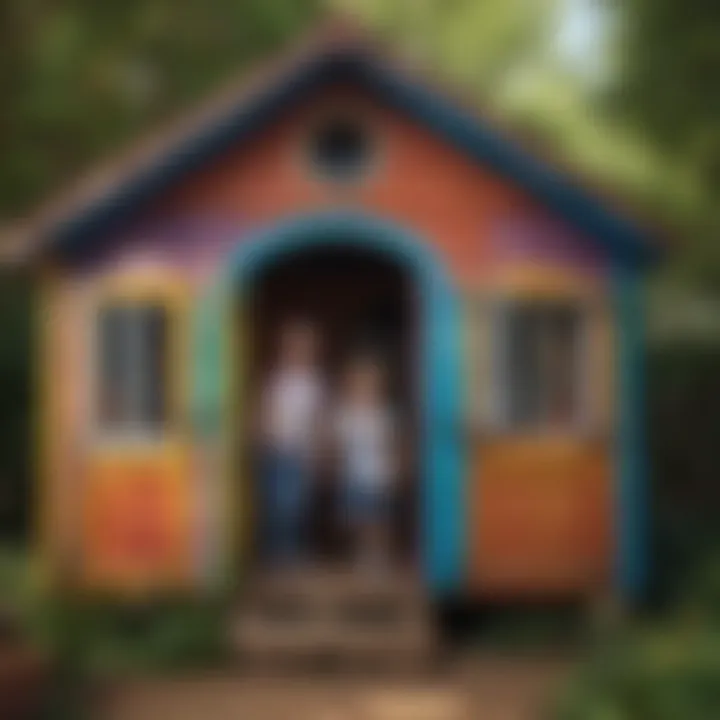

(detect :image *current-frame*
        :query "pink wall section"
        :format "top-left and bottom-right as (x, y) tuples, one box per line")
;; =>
(488, 214), (606, 277)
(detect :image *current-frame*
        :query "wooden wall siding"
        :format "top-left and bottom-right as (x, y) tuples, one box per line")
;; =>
(81, 449), (193, 590)
(470, 438), (612, 595)
(52, 82), (616, 595)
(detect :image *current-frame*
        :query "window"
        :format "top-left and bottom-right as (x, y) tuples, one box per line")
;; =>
(96, 303), (170, 435)
(307, 114), (373, 182)
(498, 302), (586, 430)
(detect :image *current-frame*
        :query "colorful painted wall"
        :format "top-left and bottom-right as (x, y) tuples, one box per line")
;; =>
(40, 82), (615, 596)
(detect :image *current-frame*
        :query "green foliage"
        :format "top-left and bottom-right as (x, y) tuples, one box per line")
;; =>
(0, 273), (34, 543)
(552, 338), (720, 718)
(553, 551), (720, 719)
(0, 545), (37, 615)
(1, 546), (229, 676)
(645, 337), (720, 606)
(42, 598), (230, 677)
(0, 0), (323, 218)
(607, 0), (720, 289)
(1, 545), (229, 720)
(610, 0), (720, 193)
(554, 624), (720, 719)
(342, 0), (561, 91)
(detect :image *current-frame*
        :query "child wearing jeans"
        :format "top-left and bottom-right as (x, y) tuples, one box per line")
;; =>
(259, 320), (325, 567)
(335, 355), (398, 574)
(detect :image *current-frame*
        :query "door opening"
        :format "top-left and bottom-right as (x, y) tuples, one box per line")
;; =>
(240, 243), (419, 571)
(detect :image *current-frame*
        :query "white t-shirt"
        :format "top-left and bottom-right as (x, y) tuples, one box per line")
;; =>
(262, 368), (324, 456)
(336, 403), (396, 490)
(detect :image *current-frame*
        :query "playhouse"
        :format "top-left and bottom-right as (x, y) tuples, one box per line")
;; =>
(27, 22), (654, 603)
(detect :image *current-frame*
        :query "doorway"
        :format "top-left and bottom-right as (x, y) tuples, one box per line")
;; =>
(243, 244), (419, 569)
(192, 213), (465, 593)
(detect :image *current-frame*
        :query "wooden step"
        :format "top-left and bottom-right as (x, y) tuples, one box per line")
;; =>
(243, 566), (426, 612)
(241, 593), (428, 628)
(232, 617), (435, 671)
(231, 566), (436, 671)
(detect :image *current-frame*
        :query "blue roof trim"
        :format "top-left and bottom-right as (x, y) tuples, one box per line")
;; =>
(54, 53), (350, 253)
(360, 61), (656, 267)
(53, 51), (656, 267)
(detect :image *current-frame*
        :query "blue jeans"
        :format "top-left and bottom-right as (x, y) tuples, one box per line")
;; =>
(262, 449), (308, 565)
(343, 482), (391, 527)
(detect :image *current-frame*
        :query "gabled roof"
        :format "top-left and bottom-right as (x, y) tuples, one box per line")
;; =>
(7, 16), (659, 267)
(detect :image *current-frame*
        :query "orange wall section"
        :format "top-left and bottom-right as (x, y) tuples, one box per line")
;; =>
(470, 439), (613, 597)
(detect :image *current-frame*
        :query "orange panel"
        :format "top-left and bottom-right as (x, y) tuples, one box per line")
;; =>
(470, 438), (613, 597)
(81, 449), (193, 592)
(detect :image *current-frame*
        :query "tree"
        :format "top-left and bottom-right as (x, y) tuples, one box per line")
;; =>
(344, 0), (561, 95)
(611, 0), (720, 194)
(0, 0), (323, 219)
(607, 0), (720, 288)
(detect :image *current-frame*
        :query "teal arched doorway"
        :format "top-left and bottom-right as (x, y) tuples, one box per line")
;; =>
(192, 212), (466, 596)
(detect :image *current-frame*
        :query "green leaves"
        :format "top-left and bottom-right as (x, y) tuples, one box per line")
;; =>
(0, 0), (322, 218)
(555, 625), (720, 720)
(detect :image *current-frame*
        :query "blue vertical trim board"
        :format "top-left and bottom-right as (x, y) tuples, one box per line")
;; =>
(614, 264), (649, 601)
(191, 211), (467, 596)
(423, 270), (465, 592)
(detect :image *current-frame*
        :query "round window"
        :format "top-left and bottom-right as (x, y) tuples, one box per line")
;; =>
(307, 115), (373, 182)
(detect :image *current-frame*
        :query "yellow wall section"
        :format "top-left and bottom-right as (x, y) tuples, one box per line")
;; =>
(37, 269), (87, 585)
(75, 270), (194, 592)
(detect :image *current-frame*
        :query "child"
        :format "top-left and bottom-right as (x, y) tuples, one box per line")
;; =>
(258, 320), (325, 566)
(335, 355), (398, 574)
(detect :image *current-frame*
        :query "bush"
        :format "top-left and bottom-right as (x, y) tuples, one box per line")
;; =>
(50, 598), (231, 676)
(646, 338), (720, 607)
(552, 337), (720, 718)
(554, 623), (720, 719)
(1, 547), (231, 719)
(553, 552), (720, 719)
(21, 594), (230, 681)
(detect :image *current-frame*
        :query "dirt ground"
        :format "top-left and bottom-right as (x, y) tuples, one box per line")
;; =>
(96, 654), (575, 720)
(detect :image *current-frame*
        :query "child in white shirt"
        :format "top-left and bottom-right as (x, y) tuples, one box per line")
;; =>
(259, 320), (325, 565)
(335, 355), (398, 573)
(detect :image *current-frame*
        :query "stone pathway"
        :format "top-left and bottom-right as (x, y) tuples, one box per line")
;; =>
(97, 654), (574, 720)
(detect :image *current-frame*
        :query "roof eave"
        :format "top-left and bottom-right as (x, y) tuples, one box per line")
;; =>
(17, 35), (658, 269)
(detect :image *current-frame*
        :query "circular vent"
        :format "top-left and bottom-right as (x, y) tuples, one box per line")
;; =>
(308, 115), (373, 182)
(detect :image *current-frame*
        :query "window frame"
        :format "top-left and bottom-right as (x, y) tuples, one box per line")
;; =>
(87, 275), (187, 448)
(297, 101), (383, 188)
(470, 291), (600, 437)
(493, 297), (592, 434)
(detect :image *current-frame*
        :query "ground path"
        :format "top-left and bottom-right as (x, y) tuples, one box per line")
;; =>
(97, 653), (575, 720)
